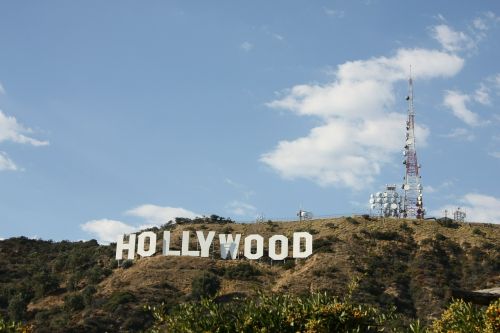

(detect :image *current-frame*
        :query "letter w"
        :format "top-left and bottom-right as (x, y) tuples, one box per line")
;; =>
(219, 234), (241, 259)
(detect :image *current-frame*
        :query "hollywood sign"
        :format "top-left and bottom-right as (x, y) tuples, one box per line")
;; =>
(115, 231), (313, 260)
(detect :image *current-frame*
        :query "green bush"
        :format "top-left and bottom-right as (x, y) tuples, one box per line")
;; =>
(437, 218), (459, 229)
(7, 294), (27, 322)
(430, 298), (498, 333)
(435, 233), (447, 241)
(0, 314), (32, 332)
(121, 259), (134, 269)
(147, 294), (500, 333)
(224, 262), (261, 280)
(370, 230), (402, 241)
(82, 285), (97, 307)
(472, 227), (484, 236)
(32, 270), (59, 299)
(104, 291), (137, 312)
(191, 272), (220, 300)
(346, 217), (359, 225)
(148, 292), (395, 332)
(282, 260), (296, 270)
(64, 294), (84, 311)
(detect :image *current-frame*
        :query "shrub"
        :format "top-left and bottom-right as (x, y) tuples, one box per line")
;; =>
(191, 272), (220, 300)
(435, 233), (447, 241)
(282, 260), (295, 270)
(82, 285), (97, 307)
(430, 298), (489, 333)
(7, 294), (27, 322)
(221, 226), (233, 234)
(346, 217), (359, 225)
(147, 292), (396, 332)
(0, 314), (32, 332)
(399, 222), (413, 233)
(121, 260), (134, 269)
(472, 227), (485, 236)
(313, 236), (337, 253)
(64, 294), (85, 311)
(370, 230), (402, 241)
(224, 262), (261, 280)
(437, 218), (459, 229)
(32, 270), (59, 299)
(104, 291), (137, 312)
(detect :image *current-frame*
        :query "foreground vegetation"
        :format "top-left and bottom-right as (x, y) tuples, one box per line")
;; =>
(146, 292), (500, 333)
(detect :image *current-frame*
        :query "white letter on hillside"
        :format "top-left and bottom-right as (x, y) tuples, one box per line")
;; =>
(137, 231), (157, 257)
(293, 232), (313, 258)
(162, 231), (181, 256)
(116, 233), (136, 260)
(219, 234), (241, 259)
(269, 235), (288, 260)
(196, 231), (215, 258)
(244, 234), (264, 260)
(181, 231), (200, 257)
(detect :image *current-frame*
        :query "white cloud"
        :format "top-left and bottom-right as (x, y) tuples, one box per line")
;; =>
(82, 205), (200, 243)
(80, 219), (137, 244)
(240, 41), (254, 52)
(443, 91), (481, 126)
(0, 110), (49, 146)
(324, 8), (345, 18)
(473, 84), (491, 105)
(431, 12), (500, 55)
(493, 73), (500, 93)
(472, 11), (500, 31)
(431, 24), (475, 52)
(262, 48), (459, 189)
(126, 204), (199, 225)
(425, 185), (437, 193)
(425, 180), (454, 194)
(336, 48), (463, 82)
(473, 17), (488, 31)
(0, 152), (18, 171)
(442, 127), (475, 141)
(226, 201), (257, 217)
(432, 193), (500, 224)
(488, 151), (500, 159)
(272, 33), (284, 41)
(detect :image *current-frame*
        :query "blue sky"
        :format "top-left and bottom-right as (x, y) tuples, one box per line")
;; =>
(1, 1), (500, 242)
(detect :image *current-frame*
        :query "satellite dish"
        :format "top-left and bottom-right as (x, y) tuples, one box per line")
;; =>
(370, 204), (376, 210)
(369, 198), (375, 204)
(391, 203), (398, 209)
(403, 184), (410, 190)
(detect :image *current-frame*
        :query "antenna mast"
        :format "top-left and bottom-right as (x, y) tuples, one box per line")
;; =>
(402, 71), (424, 219)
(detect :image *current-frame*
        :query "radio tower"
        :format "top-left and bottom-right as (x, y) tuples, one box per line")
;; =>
(402, 72), (424, 219)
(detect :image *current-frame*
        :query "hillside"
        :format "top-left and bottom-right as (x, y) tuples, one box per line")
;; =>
(0, 216), (499, 332)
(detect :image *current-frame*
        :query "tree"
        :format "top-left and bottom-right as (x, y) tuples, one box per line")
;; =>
(191, 272), (220, 299)
(7, 294), (27, 322)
